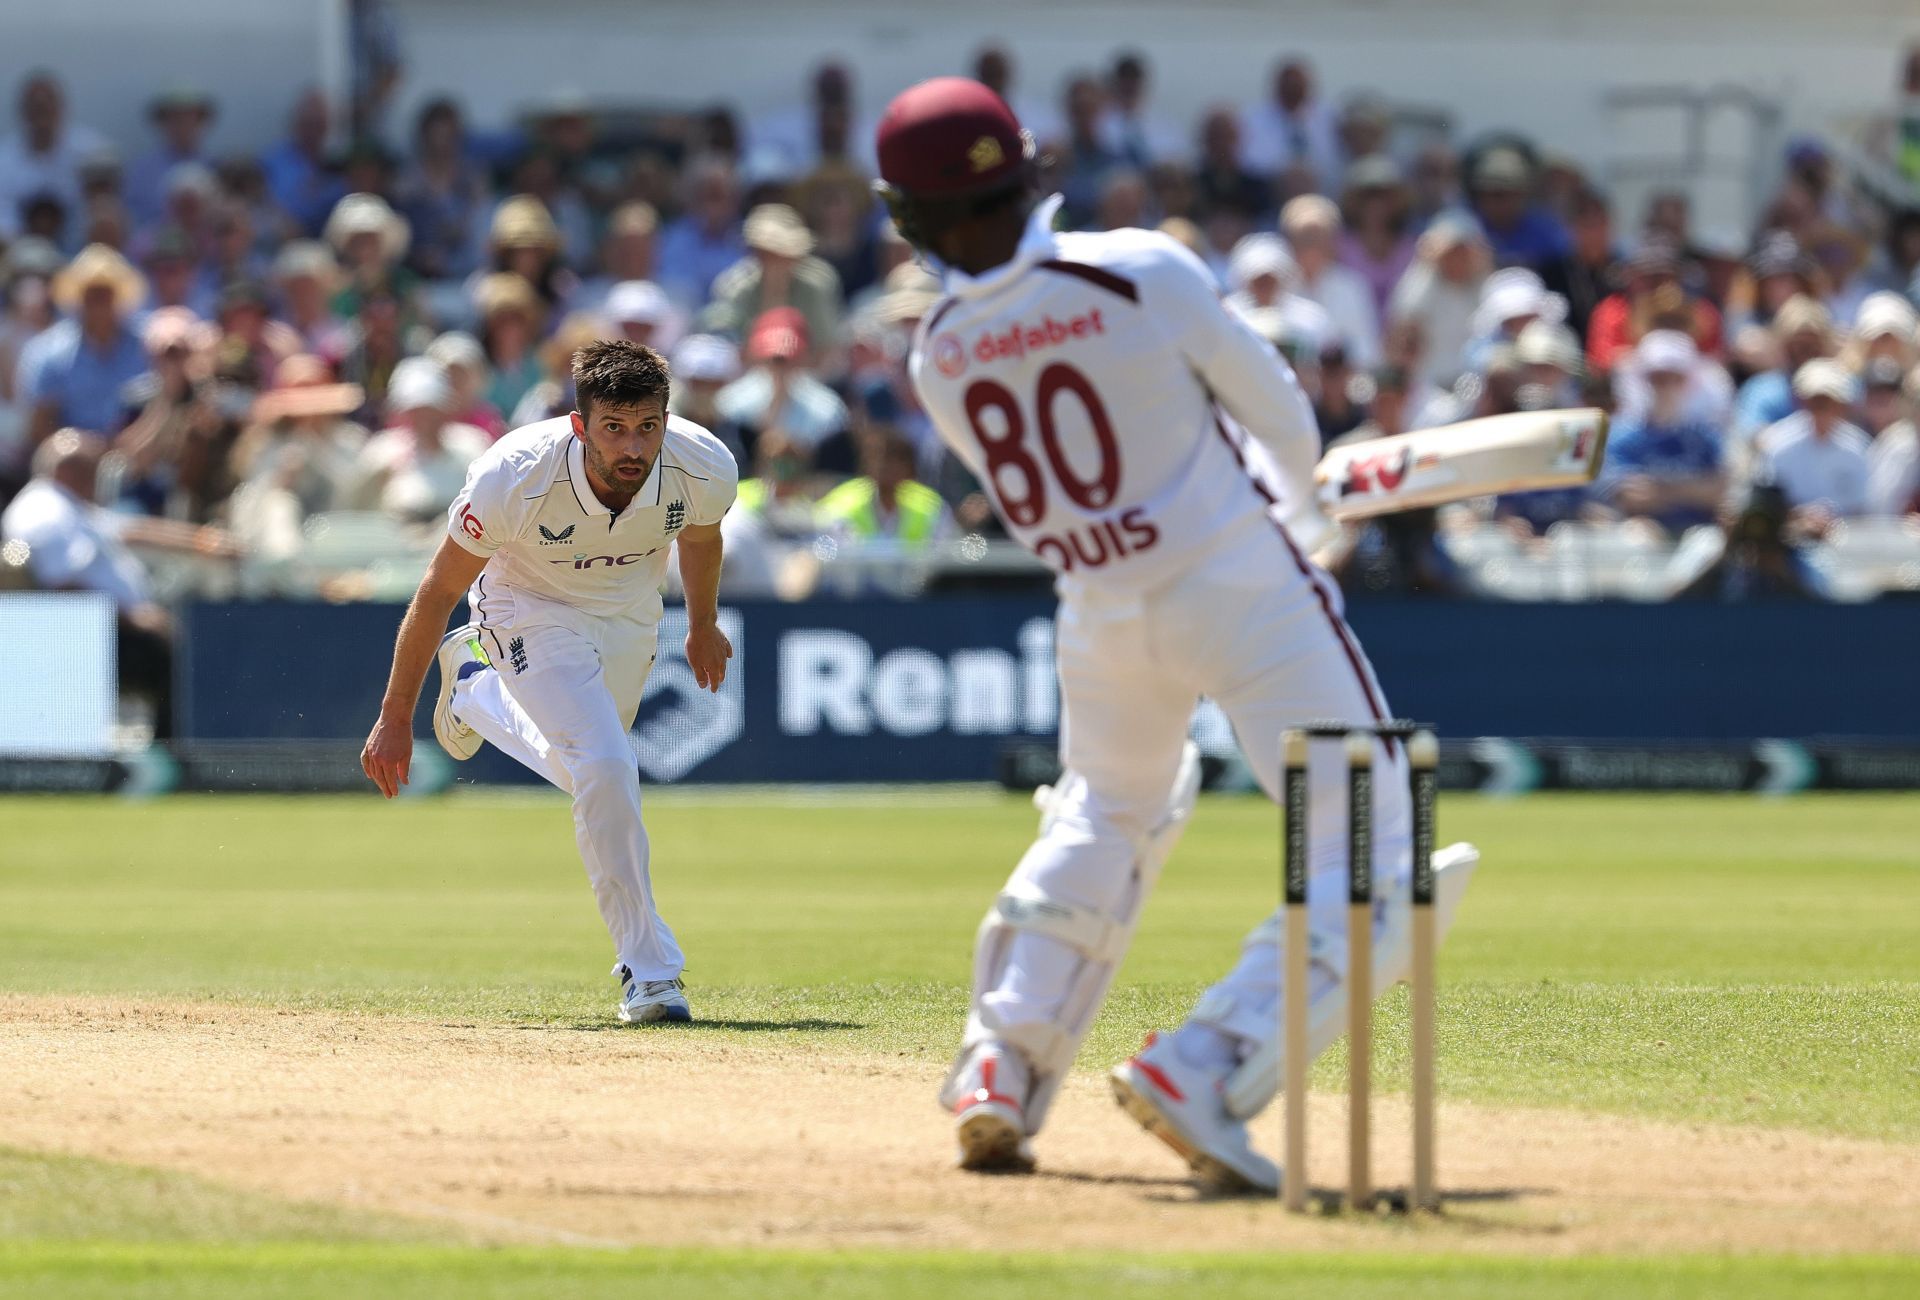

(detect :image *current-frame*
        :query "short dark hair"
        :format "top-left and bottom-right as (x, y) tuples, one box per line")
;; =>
(572, 338), (670, 419)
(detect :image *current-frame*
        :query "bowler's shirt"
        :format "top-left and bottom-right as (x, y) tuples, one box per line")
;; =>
(909, 195), (1323, 599)
(447, 414), (737, 625)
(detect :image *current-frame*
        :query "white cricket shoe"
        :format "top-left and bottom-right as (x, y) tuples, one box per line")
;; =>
(947, 1043), (1035, 1173)
(1110, 1031), (1279, 1194)
(616, 966), (691, 1024)
(432, 624), (490, 761)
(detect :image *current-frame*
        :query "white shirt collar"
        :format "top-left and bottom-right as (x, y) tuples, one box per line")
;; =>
(939, 194), (1065, 302)
(565, 431), (667, 519)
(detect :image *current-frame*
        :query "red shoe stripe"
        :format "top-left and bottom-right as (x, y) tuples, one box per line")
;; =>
(952, 1055), (1023, 1116)
(1132, 1058), (1187, 1103)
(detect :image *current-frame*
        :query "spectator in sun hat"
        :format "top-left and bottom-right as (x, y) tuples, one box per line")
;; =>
(1464, 143), (1568, 270)
(125, 87), (217, 228)
(1282, 193), (1381, 366)
(112, 306), (234, 520)
(603, 279), (680, 353)
(471, 271), (546, 418)
(261, 89), (344, 236)
(1841, 291), (1918, 376)
(1734, 294), (1836, 438)
(349, 355), (489, 523)
(1337, 153), (1416, 319)
(1222, 232), (1298, 318)
(481, 193), (573, 314)
(573, 200), (660, 317)
(325, 191), (416, 320)
(0, 71), (109, 240)
(716, 306), (850, 468)
(1597, 330), (1727, 533)
(1387, 210), (1490, 389)
(1753, 359), (1872, 532)
(423, 331), (504, 440)
(702, 203), (843, 358)
(1465, 267), (1566, 374)
(1514, 319), (1585, 408)
(18, 244), (149, 445)
(226, 352), (369, 561)
(1584, 238), (1723, 373)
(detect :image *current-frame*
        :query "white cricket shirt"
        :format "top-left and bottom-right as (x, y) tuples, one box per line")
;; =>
(908, 195), (1325, 599)
(447, 414), (738, 625)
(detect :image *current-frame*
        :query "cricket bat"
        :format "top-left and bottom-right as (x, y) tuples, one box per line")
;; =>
(1314, 408), (1609, 522)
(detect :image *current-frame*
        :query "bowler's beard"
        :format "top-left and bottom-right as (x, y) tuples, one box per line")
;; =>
(585, 441), (654, 506)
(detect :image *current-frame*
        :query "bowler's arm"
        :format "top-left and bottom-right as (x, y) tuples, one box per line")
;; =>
(360, 536), (488, 797)
(676, 521), (732, 691)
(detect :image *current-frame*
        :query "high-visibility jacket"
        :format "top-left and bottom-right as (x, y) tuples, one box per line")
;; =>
(815, 477), (944, 543)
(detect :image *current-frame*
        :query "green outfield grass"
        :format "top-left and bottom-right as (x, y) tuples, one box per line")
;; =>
(2, 790), (1917, 1296)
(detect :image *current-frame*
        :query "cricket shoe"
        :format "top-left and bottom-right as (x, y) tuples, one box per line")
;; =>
(432, 624), (491, 760)
(1110, 1031), (1278, 1195)
(946, 1043), (1035, 1173)
(615, 966), (692, 1024)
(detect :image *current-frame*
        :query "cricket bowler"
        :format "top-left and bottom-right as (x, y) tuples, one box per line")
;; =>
(360, 340), (738, 1025)
(876, 78), (1477, 1190)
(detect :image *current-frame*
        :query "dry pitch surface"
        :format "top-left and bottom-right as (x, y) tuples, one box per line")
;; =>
(5, 994), (1915, 1256)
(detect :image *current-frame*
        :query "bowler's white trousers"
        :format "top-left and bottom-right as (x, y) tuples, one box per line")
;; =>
(452, 583), (683, 981)
(984, 519), (1413, 1101)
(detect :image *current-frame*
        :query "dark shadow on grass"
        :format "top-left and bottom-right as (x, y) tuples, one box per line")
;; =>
(517, 1017), (865, 1033)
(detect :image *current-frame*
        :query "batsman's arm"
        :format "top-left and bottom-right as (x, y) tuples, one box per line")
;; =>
(675, 521), (732, 692)
(360, 536), (489, 798)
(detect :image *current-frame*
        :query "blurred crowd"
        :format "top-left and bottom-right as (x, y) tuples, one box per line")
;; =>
(4, 40), (1920, 624)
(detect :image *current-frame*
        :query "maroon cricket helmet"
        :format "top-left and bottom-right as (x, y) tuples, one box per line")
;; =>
(875, 76), (1032, 201)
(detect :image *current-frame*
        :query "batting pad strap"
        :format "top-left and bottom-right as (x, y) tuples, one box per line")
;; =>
(990, 886), (1128, 964)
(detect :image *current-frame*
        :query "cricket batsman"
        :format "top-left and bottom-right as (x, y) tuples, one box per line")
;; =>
(876, 79), (1477, 1190)
(361, 340), (738, 1025)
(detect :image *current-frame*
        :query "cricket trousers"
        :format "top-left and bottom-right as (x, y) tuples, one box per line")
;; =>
(452, 585), (683, 982)
(978, 521), (1414, 1111)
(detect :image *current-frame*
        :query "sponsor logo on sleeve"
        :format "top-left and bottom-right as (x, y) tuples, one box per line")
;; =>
(459, 505), (485, 540)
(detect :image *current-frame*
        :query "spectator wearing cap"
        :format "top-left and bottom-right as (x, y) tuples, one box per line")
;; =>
(604, 280), (680, 354)
(500, 149), (594, 267)
(1, 430), (235, 738)
(111, 307), (224, 518)
(1734, 295), (1835, 438)
(125, 88), (216, 228)
(1754, 360), (1872, 533)
(136, 225), (209, 317)
(393, 97), (490, 283)
(1238, 57), (1342, 193)
(0, 72), (109, 240)
(325, 192), (417, 324)
(1465, 145), (1569, 270)
(228, 353), (368, 557)
(816, 428), (955, 550)
(1540, 189), (1618, 343)
(668, 333), (747, 470)
(1866, 365), (1920, 516)
(1337, 155), (1416, 320)
(424, 332), (504, 440)
(1841, 291), (1918, 377)
(1465, 268), (1566, 374)
(260, 89), (344, 236)
(717, 306), (851, 469)
(703, 204), (843, 359)
(349, 356), (489, 523)
(1598, 331), (1727, 534)
(573, 201), (660, 317)
(1584, 239), (1723, 374)
(1098, 51), (1185, 165)
(1387, 212), (1490, 390)
(17, 245), (149, 445)
(471, 271), (546, 419)
(271, 240), (350, 360)
(1514, 320), (1585, 409)
(657, 156), (746, 312)
(1282, 194), (1381, 366)
(1727, 232), (1818, 335)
